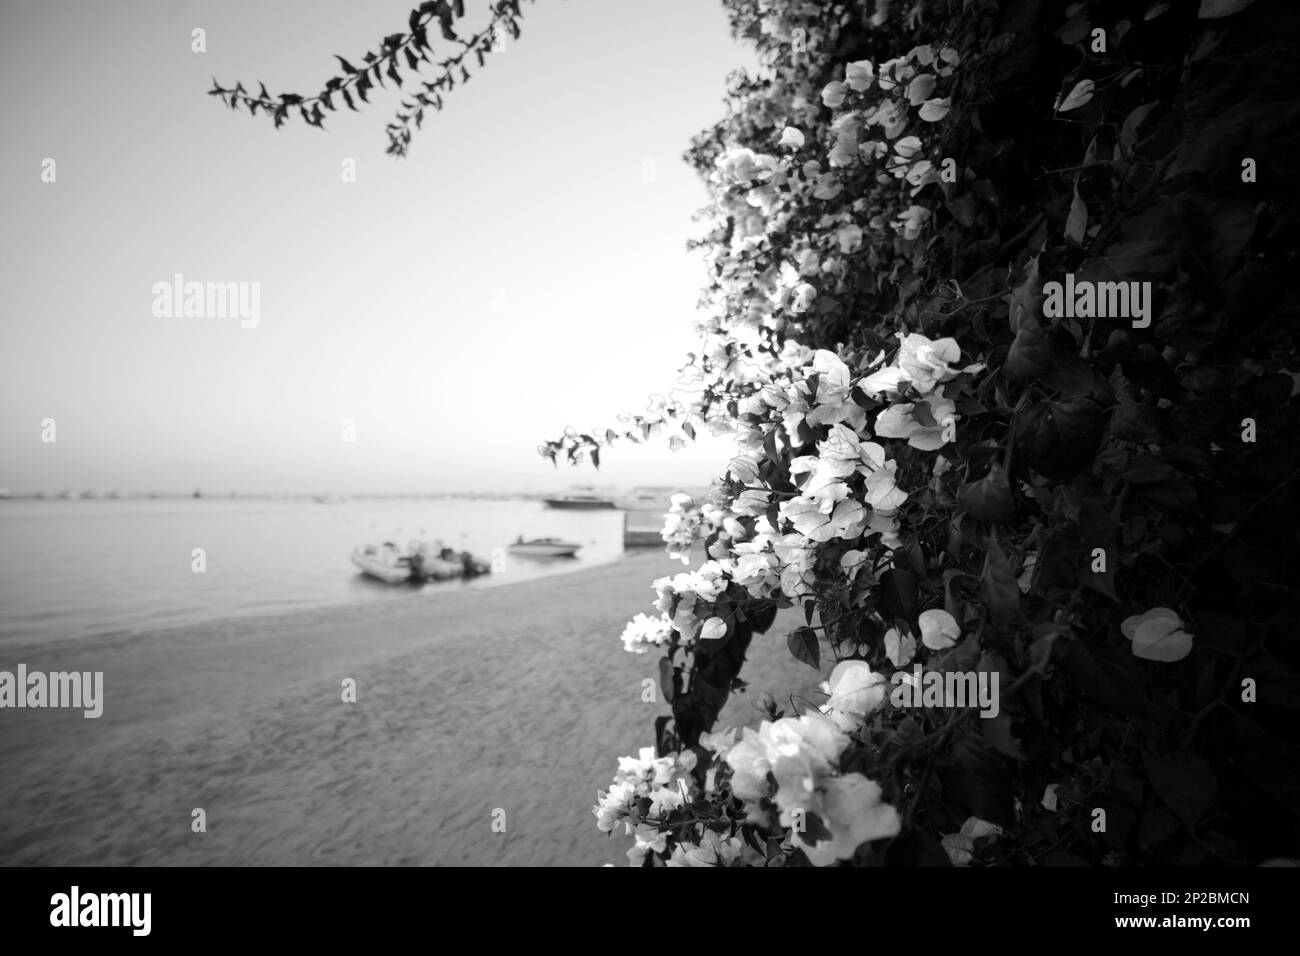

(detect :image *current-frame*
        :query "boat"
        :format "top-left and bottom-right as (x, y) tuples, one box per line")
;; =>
(542, 494), (615, 510)
(508, 536), (581, 557)
(352, 540), (492, 584)
(351, 542), (419, 584)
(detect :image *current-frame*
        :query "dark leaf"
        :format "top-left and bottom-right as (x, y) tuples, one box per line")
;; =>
(982, 536), (1021, 629)
(959, 460), (1015, 523)
(941, 737), (1015, 827)
(787, 627), (820, 670)
(1142, 751), (1217, 828)
(659, 657), (675, 703)
(1003, 316), (1054, 383)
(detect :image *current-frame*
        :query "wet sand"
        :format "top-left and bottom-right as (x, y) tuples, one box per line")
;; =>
(0, 551), (820, 866)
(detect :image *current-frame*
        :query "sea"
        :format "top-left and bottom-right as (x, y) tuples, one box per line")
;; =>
(0, 496), (647, 647)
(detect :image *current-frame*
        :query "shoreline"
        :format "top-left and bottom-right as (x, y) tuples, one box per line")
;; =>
(0, 549), (821, 866)
(0, 547), (645, 659)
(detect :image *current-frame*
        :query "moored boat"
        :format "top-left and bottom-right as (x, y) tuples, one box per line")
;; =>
(351, 542), (418, 584)
(542, 494), (615, 510)
(508, 536), (581, 557)
(352, 540), (493, 584)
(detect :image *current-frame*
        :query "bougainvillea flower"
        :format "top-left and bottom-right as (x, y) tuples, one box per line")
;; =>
(919, 97), (951, 122)
(919, 608), (961, 649)
(821, 80), (848, 108)
(897, 332), (962, 392)
(884, 626), (917, 666)
(941, 817), (1003, 866)
(820, 659), (888, 731)
(846, 59), (876, 92)
(1121, 607), (1194, 662)
(778, 126), (805, 149)
(801, 774), (901, 866)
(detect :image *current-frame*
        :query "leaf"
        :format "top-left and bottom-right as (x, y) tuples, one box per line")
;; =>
(1198, 0), (1257, 17)
(941, 737), (1015, 827)
(1065, 188), (1087, 244)
(981, 537), (1021, 630)
(1003, 316), (1054, 383)
(1007, 256), (1042, 334)
(1055, 79), (1094, 113)
(1057, 640), (1148, 716)
(982, 711), (1024, 759)
(335, 55), (359, 73)
(958, 460), (1015, 523)
(1119, 101), (1159, 153)
(787, 627), (820, 670)
(1142, 751), (1217, 827)
(1015, 397), (1108, 481)
(659, 657), (675, 703)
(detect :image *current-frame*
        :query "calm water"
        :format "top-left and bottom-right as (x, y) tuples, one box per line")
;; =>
(0, 498), (633, 647)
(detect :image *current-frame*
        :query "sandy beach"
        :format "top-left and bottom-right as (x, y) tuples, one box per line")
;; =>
(0, 551), (820, 866)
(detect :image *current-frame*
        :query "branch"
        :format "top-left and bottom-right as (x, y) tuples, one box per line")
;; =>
(207, 0), (529, 157)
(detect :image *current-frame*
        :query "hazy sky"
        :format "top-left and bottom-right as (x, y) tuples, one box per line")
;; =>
(0, 0), (753, 495)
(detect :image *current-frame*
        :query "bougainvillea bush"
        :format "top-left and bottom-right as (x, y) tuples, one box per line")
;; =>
(570, 0), (1300, 866)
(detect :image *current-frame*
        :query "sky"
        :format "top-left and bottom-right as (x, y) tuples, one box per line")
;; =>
(0, 0), (756, 495)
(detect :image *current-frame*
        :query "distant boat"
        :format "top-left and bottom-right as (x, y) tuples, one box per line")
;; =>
(0, 488), (11, 499)
(193, 490), (202, 499)
(508, 536), (581, 557)
(613, 488), (673, 510)
(542, 494), (615, 510)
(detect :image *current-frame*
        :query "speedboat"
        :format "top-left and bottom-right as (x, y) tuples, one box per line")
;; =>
(351, 542), (418, 584)
(508, 536), (581, 557)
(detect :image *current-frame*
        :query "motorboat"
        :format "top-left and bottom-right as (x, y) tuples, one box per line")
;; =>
(351, 542), (419, 584)
(508, 536), (581, 557)
(542, 494), (615, 510)
(352, 540), (492, 584)
(409, 540), (491, 579)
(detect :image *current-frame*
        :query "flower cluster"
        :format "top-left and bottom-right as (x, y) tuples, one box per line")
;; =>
(592, 747), (700, 865)
(619, 612), (674, 655)
(723, 712), (899, 865)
